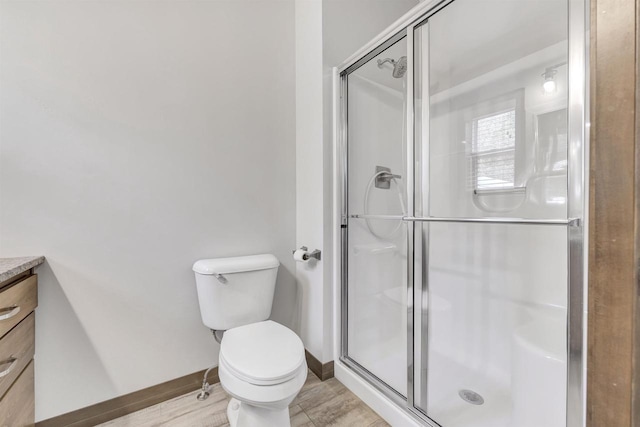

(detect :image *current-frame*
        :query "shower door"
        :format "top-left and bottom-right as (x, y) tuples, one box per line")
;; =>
(338, 0), (585, 426)
(341, 33), (410, 399)
(411, 0), (577, 426)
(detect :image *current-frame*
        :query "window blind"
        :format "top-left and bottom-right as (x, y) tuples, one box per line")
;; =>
(469, 109), (516, 190)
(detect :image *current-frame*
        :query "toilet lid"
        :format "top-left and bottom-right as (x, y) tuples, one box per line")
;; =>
(220, 320), (305, 385)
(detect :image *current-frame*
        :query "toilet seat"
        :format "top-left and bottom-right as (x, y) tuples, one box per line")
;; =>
(220, 320), (305, 386)
(219, 356), (307, 407)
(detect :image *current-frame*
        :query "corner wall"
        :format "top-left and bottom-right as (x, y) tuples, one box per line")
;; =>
(295, 0), (330, 362)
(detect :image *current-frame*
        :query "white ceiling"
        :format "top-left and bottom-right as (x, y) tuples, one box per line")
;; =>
(349, 0), (567, 94)
(428, 0), (567, 93)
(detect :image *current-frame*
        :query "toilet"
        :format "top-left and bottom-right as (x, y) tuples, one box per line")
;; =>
(193, 254), (307, 427)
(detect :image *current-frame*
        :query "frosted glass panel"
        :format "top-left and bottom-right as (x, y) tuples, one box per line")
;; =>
(413, 0), (571, 425)
(419, 223), (568, 427)
(345, 36), (408, 397)
(347, 38), (407, 217)
(416, 0), (569, 219)
(347, 218), (407, 396)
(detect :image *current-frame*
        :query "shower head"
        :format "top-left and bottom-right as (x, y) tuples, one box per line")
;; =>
(377, 56), (407, 78)
(392, 56), (407, 78)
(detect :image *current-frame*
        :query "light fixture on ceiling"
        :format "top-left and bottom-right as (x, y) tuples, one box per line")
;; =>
(542, 67), (558, 93)
(541, 62), (566, 94)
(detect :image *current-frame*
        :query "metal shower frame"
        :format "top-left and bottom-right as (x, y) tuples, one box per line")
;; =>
(334, 0), (588, 425)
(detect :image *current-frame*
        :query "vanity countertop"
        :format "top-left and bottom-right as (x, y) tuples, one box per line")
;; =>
(0, 256), (45, 283)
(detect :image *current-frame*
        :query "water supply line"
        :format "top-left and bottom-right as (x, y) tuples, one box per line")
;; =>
(196, 329), (224, 401)
(196, 365), (217, 401)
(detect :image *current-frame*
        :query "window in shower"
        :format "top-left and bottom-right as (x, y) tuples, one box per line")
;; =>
(466, 91), (524, 192)
(471, 110), (516, 189)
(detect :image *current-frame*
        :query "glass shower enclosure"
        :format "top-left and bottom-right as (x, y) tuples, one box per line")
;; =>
(336, 0), (586, 426)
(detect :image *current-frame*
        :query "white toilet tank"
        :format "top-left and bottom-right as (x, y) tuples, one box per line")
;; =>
(193, 254), (280, 331)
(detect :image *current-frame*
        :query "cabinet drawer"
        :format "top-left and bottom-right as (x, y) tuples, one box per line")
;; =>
(0, 313), (35, 400)
(0, 360), (34, 427)
(0, 275), (37, 339)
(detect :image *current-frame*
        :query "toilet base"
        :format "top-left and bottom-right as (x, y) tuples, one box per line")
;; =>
(227, 397), (291, 427)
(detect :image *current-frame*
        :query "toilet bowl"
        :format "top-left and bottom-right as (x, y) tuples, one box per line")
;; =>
(218, 320), (307, 427)
(193, 254), (307, 427)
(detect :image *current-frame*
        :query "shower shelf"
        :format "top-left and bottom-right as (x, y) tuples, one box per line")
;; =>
(473, 186), (526, 195)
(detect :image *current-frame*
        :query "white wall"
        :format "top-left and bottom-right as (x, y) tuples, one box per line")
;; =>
(295, 0), (334, 363)
(0, 0), (296, 421)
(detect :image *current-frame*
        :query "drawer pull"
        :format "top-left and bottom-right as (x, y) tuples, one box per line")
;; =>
(0, 305), (20, 321)
(0, 357), (17, 378)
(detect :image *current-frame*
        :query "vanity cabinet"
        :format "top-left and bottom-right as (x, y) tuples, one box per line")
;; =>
(0, 271), (38, 426)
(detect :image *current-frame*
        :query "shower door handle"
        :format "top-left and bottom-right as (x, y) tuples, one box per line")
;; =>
(346, 214), (579, 226)
(401, 216), (580, 226)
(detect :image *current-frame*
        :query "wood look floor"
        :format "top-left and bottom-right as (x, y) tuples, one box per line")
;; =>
(97, 371), (388, 427)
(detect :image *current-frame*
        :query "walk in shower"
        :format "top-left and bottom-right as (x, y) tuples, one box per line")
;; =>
(336, 0), (586, 426)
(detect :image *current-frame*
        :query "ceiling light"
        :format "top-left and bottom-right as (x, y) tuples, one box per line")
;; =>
(542, 67), (558, 94)
(543, 78), (557, 93)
